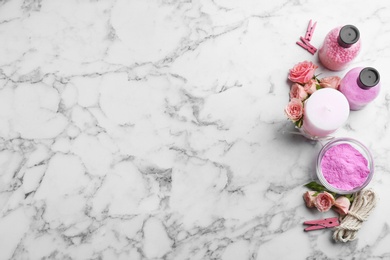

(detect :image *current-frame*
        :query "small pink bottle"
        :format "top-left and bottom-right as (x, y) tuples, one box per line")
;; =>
(339, 67), (381, 110)
(318, 25), (361, 71)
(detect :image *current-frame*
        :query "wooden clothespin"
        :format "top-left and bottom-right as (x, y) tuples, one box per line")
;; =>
(304, 19), (317, 41)
(296, 19), (318, 55)
(303, 217), (340, 232)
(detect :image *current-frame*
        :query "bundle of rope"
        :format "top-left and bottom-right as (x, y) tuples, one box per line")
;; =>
(333, 189), (377, 242)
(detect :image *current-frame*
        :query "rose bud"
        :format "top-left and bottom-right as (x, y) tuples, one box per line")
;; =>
(290, 83), (308, 101)
(303, 191), (316, 208)
(333, 196), (351, 216)
(303, 79), (317, 94)
(319, 76), (341, 90)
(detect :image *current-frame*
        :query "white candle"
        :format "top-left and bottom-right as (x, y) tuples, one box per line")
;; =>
(302, 88), (350, 137)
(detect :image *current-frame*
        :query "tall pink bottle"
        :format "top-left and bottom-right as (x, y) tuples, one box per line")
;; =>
(318, 25), (361, 71)
(339, 67), (381, 110)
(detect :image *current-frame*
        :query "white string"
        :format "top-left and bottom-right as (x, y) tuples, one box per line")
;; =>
(333, 189), (377, 242)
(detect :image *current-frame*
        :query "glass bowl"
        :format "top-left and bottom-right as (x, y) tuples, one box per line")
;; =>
(316, 137), (374, 194)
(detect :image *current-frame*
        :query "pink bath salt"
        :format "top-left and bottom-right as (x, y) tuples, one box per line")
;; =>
(339, 67), (381, 110)
(318, 27), (361, 71)
(320, 143), (370, 191)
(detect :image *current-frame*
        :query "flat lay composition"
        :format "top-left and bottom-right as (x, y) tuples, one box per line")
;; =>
(1, 0), (390, 259)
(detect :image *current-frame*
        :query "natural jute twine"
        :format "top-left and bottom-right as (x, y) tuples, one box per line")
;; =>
(333, 189), (377, 242)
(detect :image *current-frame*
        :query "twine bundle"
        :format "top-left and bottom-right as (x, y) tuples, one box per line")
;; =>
(333, 189), (377, 242)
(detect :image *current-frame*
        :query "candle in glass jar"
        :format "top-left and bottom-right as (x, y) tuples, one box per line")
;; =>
(302, 88), (350, 137)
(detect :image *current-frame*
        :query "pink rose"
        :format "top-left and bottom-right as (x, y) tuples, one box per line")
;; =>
(319, 76), (341, 90)
(303, 191), (316, 208)
(333, 196), (351, 216)
(285, 98), (303, 122)
(303, 79), (318, 94)
(290, 83), (308, 101)
(288, 61), (318, 84)
(314, 192), (335, 212)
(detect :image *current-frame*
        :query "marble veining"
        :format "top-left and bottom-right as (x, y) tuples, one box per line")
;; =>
(1, 0), (390, 259)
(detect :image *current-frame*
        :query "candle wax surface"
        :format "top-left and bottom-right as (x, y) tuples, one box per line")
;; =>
(303, 88), (350, 137)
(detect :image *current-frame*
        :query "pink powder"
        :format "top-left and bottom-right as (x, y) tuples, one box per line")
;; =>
(318, 27), (361, 71)
(320, 143), (370, 191)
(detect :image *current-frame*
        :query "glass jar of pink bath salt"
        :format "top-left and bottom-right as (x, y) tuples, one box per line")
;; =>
(339, 67), (381, 110)
(316, 138), (374, 194)
(318, 25), (361, 71)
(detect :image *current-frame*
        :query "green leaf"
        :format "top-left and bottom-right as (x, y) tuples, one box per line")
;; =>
(316, 84), (322, 90)
(304, 182), (355, 202)
(304, 181), (328, 192)
(295, 118), (303, 128)
(313, 74), (322, 82)
(344, 193), (354, 203)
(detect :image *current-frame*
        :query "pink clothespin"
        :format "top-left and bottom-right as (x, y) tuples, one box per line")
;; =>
(297, 37), (317, 55)
(305, 19), (317, 41)
(296, 19), (318, 55)
(303, 217), (339, 232)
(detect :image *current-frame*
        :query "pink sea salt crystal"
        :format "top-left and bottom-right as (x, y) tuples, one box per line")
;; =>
(320, 143), (370, 191)
(318, 25), (361, 71)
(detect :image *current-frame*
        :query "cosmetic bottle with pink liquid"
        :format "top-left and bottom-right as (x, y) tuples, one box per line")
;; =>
(318, 25), (361, 71)
(339, 67), (381, 110)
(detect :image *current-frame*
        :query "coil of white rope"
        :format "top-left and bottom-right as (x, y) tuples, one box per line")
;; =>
(333, 189), (377, 242)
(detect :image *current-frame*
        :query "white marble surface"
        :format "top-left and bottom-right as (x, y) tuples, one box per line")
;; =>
(1, 0), (390, 259)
